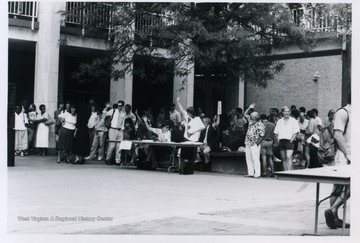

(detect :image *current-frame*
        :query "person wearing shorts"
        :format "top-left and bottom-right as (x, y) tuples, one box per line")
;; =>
(274, 106), (300, 171)
(260, 114), (275, 177)
(324, 92), (351, 229)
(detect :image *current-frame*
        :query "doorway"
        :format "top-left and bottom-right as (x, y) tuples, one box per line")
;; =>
(132, 55), (174, 118)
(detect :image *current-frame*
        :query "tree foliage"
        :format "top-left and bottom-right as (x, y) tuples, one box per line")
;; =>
(60, 2), (350, 88)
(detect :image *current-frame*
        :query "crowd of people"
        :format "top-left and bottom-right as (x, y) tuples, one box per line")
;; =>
(13, 96), (348, 173)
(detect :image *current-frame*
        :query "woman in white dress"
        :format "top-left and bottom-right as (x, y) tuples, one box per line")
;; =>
(35, 104), (52, 156)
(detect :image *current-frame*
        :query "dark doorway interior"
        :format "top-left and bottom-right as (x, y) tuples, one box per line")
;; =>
(60, 46), (110, 108)
(132, 55), (174, 118)
(8, 39), (36, 106)
(194, 74), (239, 118)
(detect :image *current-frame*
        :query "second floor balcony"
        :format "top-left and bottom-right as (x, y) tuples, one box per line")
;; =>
(8, 2), (349, 42)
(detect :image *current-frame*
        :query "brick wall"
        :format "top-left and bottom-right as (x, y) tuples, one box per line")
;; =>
(245, 55), (342, 121)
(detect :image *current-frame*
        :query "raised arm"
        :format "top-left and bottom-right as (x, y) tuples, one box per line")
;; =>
(244, 103), (255, 116)
(176, 97), (187, 117)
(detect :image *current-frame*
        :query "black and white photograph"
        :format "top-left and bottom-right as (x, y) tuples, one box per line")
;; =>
(1, 1), (359, 243)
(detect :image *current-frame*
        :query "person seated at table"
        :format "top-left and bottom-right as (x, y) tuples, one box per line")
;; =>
(118, 118), (136, 165)
(198, 116), (220, 171)
(143, 118), (173, 169)
(133, 115), (153, 169)
(220, 106), (253, 151)
(135, 110), (172, 169)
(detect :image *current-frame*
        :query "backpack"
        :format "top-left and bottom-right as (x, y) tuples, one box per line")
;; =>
(104, 109), (115, 129)
(317, 107), (349, 164)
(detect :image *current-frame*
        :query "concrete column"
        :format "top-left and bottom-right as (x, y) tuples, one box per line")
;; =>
(110, 63), (133, 105)
(33, 2), (64, 148)
(238, 77), (245, 110)
(173, 61), (195, 109)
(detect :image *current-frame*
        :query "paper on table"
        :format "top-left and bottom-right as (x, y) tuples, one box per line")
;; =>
(119, 141), (132, 150)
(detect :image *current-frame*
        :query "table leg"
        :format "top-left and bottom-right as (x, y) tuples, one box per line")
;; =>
(167, 146), (178, 173)
(314, 182), (320, 235)
(342, 185), (348, 236)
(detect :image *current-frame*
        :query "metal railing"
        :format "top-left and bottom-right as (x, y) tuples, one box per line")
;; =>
(135, 12), (174, 35)
(64, 2), (113, 36)
(8, 1), (38, 30)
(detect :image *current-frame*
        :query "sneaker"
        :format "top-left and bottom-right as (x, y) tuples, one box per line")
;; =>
(85, 156), (92, 160)
(20, 152), (24, 157)
(97, 157), (103, 161)
(324, 209), (337, 229)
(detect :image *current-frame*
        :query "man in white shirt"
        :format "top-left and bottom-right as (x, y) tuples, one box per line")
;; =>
(105, 100), (126, 165)
(274, 106), (300, 171)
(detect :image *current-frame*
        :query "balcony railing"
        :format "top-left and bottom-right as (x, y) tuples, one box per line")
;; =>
(8, 1), (38, 30)
(64, 2), (113, 36)
(135, 12), (174, 35)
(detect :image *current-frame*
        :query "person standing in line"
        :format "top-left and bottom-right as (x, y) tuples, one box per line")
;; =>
(27, 104), (38, 155)
(259, 114), (275, 177)
(274, 106), (300, 171)
(65, 101), (72, 113)
(105, 100), (126, 165)
(87, 103), (99, 149)
(243, 103), (265, 178)
(323, 109), (335, 128)
(54, 102), (65, 154)
(305, 110), (321, 168)
(14, 105), (29, 156)
(57, 104), (77, 163)
(324, 92), (351, 229)
(72, 102), (91, 164)
(34, 104), (52, 156)
(312, 108), (323, 131)
(86, 107), (108, 161)
(297, 111), (309, 168)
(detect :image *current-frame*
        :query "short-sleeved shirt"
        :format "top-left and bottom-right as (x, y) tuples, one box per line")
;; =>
(298, 119), (309, 132)
(245, 120), (265, 146)
(333, 105), (351, 163)
(274, 117), (300, 140)
(315, 116), (323, 127)
(58, 112), (77, 130)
